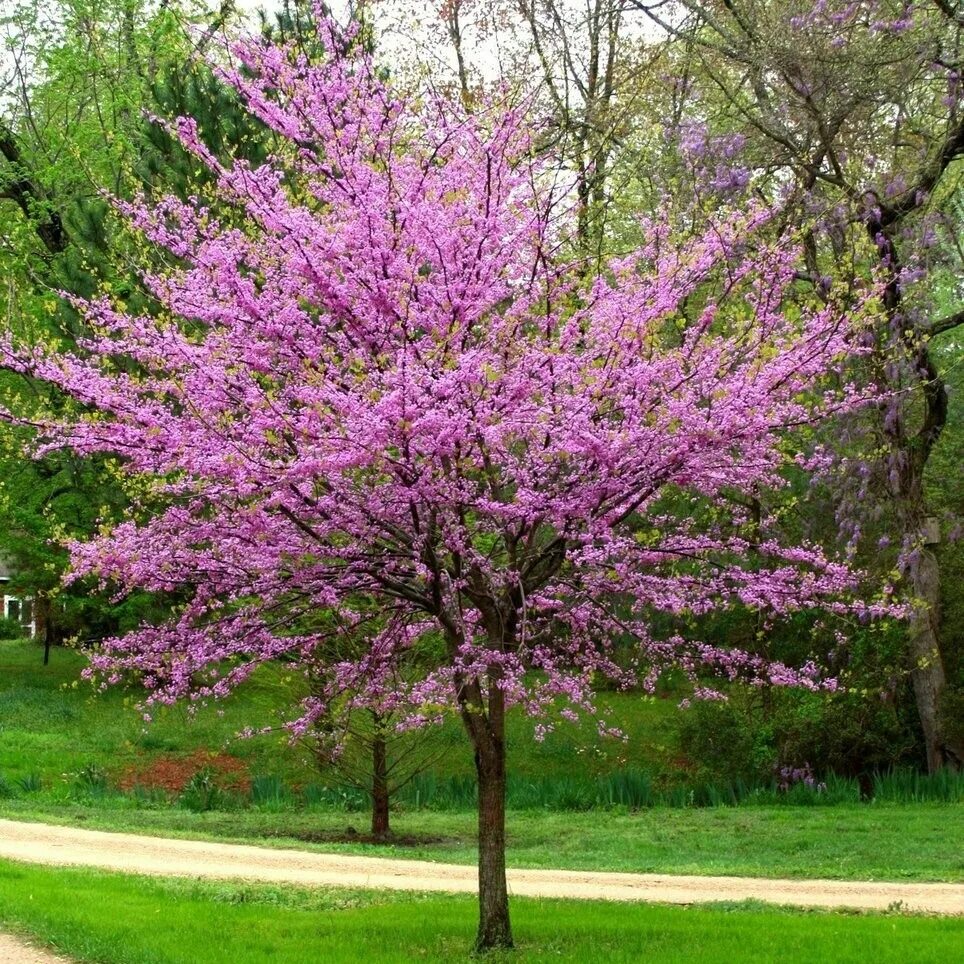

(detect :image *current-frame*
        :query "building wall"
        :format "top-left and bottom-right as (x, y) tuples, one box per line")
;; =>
(0, 582), (36, 637)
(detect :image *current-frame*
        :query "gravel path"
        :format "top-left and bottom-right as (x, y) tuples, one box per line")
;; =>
(0, 933), (71, 963)
(1, 817), (962, 914)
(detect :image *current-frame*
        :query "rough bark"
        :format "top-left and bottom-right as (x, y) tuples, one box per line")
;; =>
(871, 219), (962, 772)
(371, 727), (390, 838)
(906, 545), (961, 771)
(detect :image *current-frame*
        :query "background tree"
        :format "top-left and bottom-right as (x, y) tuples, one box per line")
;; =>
(630, 0), (964, 771)
(0, 0), (262, 649)
(305, 612), (455, 838)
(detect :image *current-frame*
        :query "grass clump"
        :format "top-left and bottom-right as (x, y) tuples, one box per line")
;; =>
(15, 773), (42, 794)
(178, 768), (226, 813)
(250, 774), (293, 809)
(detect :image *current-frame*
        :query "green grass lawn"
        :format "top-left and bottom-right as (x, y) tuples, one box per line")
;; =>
(1, 860), (961, 963)
(2, 638), (963, 884)
(0, 639), (674, 793)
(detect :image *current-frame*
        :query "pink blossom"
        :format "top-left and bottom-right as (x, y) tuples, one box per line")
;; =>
(0, 15), (898, 737)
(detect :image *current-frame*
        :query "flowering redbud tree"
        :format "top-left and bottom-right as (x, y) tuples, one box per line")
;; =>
(2, 17), (893, 951)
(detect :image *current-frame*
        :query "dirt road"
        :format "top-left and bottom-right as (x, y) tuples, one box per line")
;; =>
(0, 933), (71, 964)
(0, 817), (961, 914)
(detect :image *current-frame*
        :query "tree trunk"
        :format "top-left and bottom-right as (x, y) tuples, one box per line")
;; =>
(34, 593), (51, 664)
(870, 220), (960, 772)
(907, 545), (962, 771)
(371, 729), (390, 838)
(474, 725), (512, 952)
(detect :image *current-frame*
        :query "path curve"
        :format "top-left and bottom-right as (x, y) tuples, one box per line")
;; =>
(0, 933), (72, 964)
(1, 818), (961, 915)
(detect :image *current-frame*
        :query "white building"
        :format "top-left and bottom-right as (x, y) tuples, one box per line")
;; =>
(0, 558), (35, 637)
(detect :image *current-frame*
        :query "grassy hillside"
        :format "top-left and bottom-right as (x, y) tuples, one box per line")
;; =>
(0, 638), (677, 801)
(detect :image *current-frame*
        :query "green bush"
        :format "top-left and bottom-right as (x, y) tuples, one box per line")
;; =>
(773, 688), (916, 780)
(676, 698), (774, 785)
(0, 616), (28, 640)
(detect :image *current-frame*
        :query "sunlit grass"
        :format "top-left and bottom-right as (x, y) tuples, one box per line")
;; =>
(1, 860), (961, 963)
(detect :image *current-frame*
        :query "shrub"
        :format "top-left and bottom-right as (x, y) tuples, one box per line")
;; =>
(676, 697), (774, 785)
(773, 688), (916, 780)
(0, 616), (28, 640)
(71, 762), (109, 799)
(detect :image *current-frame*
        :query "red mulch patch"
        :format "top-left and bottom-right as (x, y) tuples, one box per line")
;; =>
(118, 750), (251, 795)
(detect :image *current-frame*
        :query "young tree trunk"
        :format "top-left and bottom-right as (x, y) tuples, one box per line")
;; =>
(371, 726), (390, 838)
(474, 720), (511, 952)
(34, 592), (55, 665)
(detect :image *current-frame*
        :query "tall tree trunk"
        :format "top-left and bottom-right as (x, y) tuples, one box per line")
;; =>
(473, 709), (511, 952)
(906, 544), (959, 771)
(871, 220), (961, 772)
(371, 724), (390, 838)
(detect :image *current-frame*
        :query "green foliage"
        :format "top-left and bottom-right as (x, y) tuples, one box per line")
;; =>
(70, 762), (109, 801)
(15, 773), (42, 793)
(774, 690), (917, 780)
(938, 685), (964, 757)
(0, 0), (265, 646)
(301, 782), (369, 811)
(677, 616), (922, 785)
(676, 697), (774, 785)
(0, 617), (28, 640)
(872, 767), (964, 804)
(250, 774), (293, 809)
(392, 767), (961, 811)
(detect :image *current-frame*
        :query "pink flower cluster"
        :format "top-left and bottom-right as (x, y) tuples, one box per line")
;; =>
(0, 13), (898, 736)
